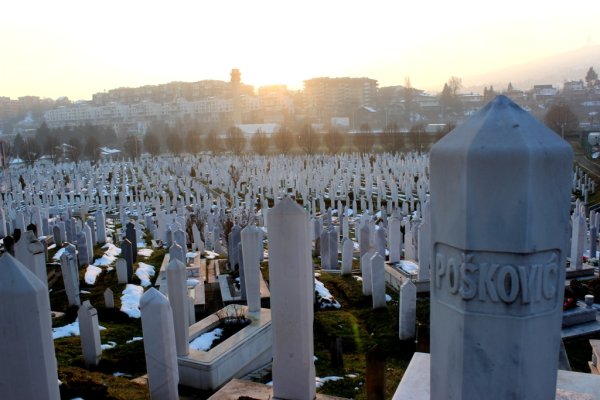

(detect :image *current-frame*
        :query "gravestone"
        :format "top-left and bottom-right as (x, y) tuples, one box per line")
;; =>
(429, 96), (573, 399)
(140, 288), (179, 400)
(76, 232), (89, 267)
(125, 222), (138, 262)
(241, 225), (262, 313)
(166, 258), (189, 356)
(417, 200), (431, 281)
(60, 245), (80, 307)
(370, 252), (386, 309)
(78, 300), (102, 367)
(341, 237), (353, 275)
(571, 204), (585, 270)
(95, 208), (107, 244)
(116, 258), (128, 284)
(388, 216), (402, 263)
(104, 288), (114, 309)
(121, 239), (134, 281)
(53, 224), (63, 247)
(361, 250), (373, 296)
(268, 198), (316, 400)
(398, 280), (417, 340)
(359, 223), (370, 257)
(169, 242), (185, 265)
(86, 219), (97, 251)
(0, 254), (60, 400)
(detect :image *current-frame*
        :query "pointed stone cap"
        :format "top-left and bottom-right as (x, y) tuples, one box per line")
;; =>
(140, 287), (170, 310)
(430, 95), (573, 253)
(0, 253), (46, 295)
(166, 257), (186, 272)
(269, 196), (305, 217)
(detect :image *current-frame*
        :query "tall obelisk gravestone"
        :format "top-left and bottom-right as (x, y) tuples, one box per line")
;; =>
(430, 96), (572, 400)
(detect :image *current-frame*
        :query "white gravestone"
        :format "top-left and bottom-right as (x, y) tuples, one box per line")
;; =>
(361, 250), (373, 296)
(241, 225), (262, 313)
(268, 198), (316, 400)
(166, 258), (190, 356)
(341, 237), (353, 275)
(370, 252), (386, 309)
(140, 288), (180, 400)
(429, 96), (573, 400)
(0, 254), (60, 400)
(398, 280), (417, 340)
(78, 300), (102, 367)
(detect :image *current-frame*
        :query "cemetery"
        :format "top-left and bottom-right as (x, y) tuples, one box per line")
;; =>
(2, 96), (600, 399)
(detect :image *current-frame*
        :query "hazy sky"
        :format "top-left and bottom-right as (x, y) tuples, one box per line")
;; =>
(2, 0), (599, 100)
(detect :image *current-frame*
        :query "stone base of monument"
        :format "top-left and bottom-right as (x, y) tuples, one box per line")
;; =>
(393, 353), (600, 400)
(178, 306), (272, 391)
(218, 273), (271, 305)
(563, 305), (598, 327)
(385, 260), (430, 293)
(206, 379), (348, 400)
(566, 266), (597, 280)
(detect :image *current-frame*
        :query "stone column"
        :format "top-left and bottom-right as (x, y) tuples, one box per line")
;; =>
(388, 216), (401, 263)
(341, 237), (353, 275)
(241, 225), (262, 313)
(78, 300), (102, 367)
(417, 199), (431, 281)
(398, 280), (416, 340)
(140, 288), (179, 400)
(430, 96), (573, 400)
(0, 254), (60, 400)
(268, 198), (315, 400)
(60, 246), (80, 307)
(166, 258), (189, 356)
(361, 250), (373, 296)
(370, 252), (386, 309)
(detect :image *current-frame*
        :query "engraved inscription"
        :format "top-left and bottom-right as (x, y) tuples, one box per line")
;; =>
(433, 244), (561, 316)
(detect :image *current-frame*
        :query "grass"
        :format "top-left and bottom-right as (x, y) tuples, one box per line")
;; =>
(312, 272), (416, 399)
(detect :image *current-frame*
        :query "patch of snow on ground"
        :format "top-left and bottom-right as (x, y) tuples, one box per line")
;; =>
(135, 262), (155, 287)
(186, 252), (198, 258)
(53, 320), (106, 340)
(189, 328), (223, 351)
(316, 376), (344, 388)
(204, 250), (219, 259)
(120, 284), (144, 318)
(101, 341), (117, 350)
(315, 278), (341, 309)
(93, 254), (116, 266)
(84, 265), (103, 285)
(102, 243), (121, 257)
(353, 276), (363, 281)
(386, 294), (392, 302)
(138, 248), (153, 257)
(126, 336), (143, 344)
(187, 279), (200, 288)
(53, 247), (66, 260)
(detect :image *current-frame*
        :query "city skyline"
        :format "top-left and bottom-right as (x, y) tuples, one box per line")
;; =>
(2, 0), (600, 100)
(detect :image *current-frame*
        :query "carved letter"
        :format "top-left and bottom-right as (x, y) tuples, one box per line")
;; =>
(479, 263), (499, 303)
(496, 265), (519, 303)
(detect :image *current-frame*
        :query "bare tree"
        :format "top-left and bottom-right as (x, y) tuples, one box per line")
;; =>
(205, 129), (221, 154)
(544, 102), (579, 138)
(354, 123), (374, 153)
(185, 130), (201, 154)
(298, 124), (319, 154)
(322, 127), (343, 154)
(226, 126), (246, 155)
(22, 137), (41, 166)
(123, 134), (141, 160)
(273, 125), (294, 154)
(67, 137), (83, 162)
(143, 131), (161, 156)
(251, 128), (269, 155)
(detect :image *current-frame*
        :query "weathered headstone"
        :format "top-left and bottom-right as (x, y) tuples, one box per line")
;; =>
(52, 224), (63, 247)
(268, 198), (316, 400)
(121, 238), (134, 281)
(370, 252), (386, 309)
(0, 254), (60, 400)
(60, 245), (80, 307)
(116, 258), (128, 284)
(78, 300), (102, 367)
(417, 199), (431, 281)
(76, 232), (89, 267)
(241, 225), (262, 313)
(125, 222), (138, 262)
(341, 237), (353, 275)
(361, 250), (373, 296)
(95, 208), (107, 244)
(388, 216), (402, 264)
(166, 258), (189, 356)
(429, 96), (573, 399)
(398, 280), (417, 340)
(140, 288), (179, 400)
(104, 288), (114, 309)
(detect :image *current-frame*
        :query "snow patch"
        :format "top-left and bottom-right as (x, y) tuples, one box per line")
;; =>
(189, 328), (223, 351)
(135, 262), (155, 287)
(120, 284), (144, 318)
(84, 265), (103, 285)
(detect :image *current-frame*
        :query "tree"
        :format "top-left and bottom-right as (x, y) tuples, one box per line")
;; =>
(143, 131), (161, 156)
(67, 137), (83, 162)
(250, 128), (269, 155)
(12, 134), (25, 160)
(226, 126), (245, 154)
(408, 123), (426, 151)
(123, 134), (141, 160)
(184, 130), (201, 154)
(586, 67), (598, 89)
(21, 137), (40, 166)
(44, 134), (61, 162)
(84, 135), (101, 162)
(298, 124), (318, 154)
(322, 127), (343, 154)
(204, 129), (220, 154)
(273, 125), (294, 154)
(166, 131), (183, 155)
(483, 86), (496, 103)
(448, 76), (462, 97)
(544, 102), (579, 138)
(354, 123), (374, 153)
(383, 122), (401, 152)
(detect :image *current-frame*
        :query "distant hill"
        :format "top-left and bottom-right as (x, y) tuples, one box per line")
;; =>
(460, 45), (600, 94)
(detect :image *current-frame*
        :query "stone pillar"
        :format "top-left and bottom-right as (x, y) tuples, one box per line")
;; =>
(571, 204), (585, 270)
(95, 208), (107, 244)
(140, 288), (179, 400)
(78, 300), (102, 367)
(104, 288), (114, 309)
(166, 258), (189, 356)
(241, 225), (262, 313)
(268, 198), (315, 400)
(60, 245), (80, 307)
(398, 280), (416, 340)
(430, 96), (573, 400)
(341, 237), (353, 275)
(370, 252), (386, 309)
(361, 250), (373, 296)
(417, 199), (431, 281)
(0, 254), (60, 400)
(116, 258), (128, 284)
(388, 216), (401, 263)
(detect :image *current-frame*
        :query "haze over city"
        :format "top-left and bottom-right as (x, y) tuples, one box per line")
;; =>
(3, 0), (600, 100)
